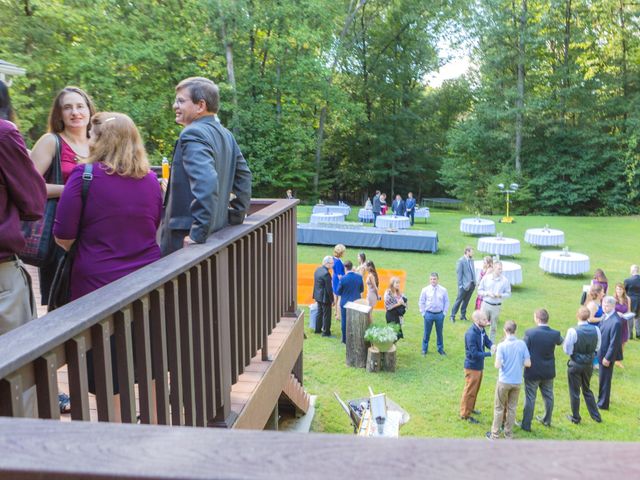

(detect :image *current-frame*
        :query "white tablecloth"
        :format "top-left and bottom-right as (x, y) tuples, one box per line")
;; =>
(539, 251), (590, 275)
(312, 204), (351, 216)
(358, 208), (374, 222)
(477, 237), (521, 256)
(310, 213), (345, 224)
(415, 208), (430, 220)
(460, 218), (496, 235)
(375, 215), (411, 229)
(474, 260), (523, 285)
(524, 228), (565, 246)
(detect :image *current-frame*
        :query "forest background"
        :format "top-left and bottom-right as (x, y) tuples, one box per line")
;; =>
(2, 0), (639, 215)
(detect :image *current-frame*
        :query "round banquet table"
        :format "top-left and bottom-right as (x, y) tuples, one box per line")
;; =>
(460, 218), (496, 235)
(375, 215), (411, 229)
(477, 237), (521, 256)
(414, 207), (430, 222)
(524, 228), (565, 247)
(310, 212), (345, 224)
(312, 204), (351, 216)
(539, 251), (590, 275)
(358, 208), (374, 223)
(474, 260), (523, 285)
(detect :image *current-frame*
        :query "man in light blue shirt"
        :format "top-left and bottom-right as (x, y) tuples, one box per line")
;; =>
(418, 272), (450, 356)
(487, 320), (530, 439)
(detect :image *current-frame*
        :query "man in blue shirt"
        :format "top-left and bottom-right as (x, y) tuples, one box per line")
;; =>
(459, 310), (494, 424)
(337, 260), (364, 344)
(487, 320), (530, 439)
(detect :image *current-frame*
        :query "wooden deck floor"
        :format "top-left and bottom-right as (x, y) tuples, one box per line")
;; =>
(26, 264), (297, 427)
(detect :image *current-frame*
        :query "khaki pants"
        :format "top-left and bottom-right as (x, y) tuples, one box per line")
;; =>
(481, 301), (502, 342)
(0, 258), (36, 335)
(0, 258), (38, 417)
(460, 369), (483, 418)
(490, 382), (521, 439)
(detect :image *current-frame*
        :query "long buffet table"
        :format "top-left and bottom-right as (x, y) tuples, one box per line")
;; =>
(297, 224), (438, 253)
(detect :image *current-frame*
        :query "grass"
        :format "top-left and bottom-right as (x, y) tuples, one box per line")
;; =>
(296, 205), (640, 441)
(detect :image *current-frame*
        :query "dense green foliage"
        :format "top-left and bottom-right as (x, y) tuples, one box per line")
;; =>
(1, 0), (639, 212)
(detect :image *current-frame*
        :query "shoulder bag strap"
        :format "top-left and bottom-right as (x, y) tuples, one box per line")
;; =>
(51, 133), (63, 185)
(70, 163), (93, 253)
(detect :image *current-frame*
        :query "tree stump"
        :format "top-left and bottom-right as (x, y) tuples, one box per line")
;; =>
(382, 344), (397, 372)
(345, 301), (372, 368)
(366, 347), (381, 372)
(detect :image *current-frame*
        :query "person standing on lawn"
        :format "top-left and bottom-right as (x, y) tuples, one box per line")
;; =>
(519, 309), (563, 432)
(450, 246), (476, 323)
(418, 272), (449, 356)
(459, 310), (494, 424)
(313, 255), (335, 337)
(563, 306), (602, 424)
(486, 320), (530, 440)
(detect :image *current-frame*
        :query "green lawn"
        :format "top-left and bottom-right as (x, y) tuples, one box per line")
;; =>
(296, 205), (640, 441)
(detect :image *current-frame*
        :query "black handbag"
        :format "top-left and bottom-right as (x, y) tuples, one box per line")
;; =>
(19, 134), (63, 267)
(47, 164), (93, 312)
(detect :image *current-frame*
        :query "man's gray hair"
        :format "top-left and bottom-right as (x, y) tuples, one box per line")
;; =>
(631, 264), (639, 275)
(322, 255), (334, 266)
(176, 77), (220, 113)
(603, 296), (616, 306)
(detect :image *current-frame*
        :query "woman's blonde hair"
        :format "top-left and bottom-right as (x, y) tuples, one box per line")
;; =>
(334, 244), (346, 257)
(86, 112), (150, 179)
(388, 276), (401, 293)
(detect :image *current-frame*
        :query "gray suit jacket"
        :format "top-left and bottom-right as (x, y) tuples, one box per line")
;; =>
(456, 255), (475, 290)
(160, 115), (252, 255)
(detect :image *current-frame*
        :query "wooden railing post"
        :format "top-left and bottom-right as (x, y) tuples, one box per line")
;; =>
(211, 249), (237, 428)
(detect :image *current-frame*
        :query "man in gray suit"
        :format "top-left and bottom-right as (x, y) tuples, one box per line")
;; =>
(160, 77), (252, 255)
(450, 246), (476, 323)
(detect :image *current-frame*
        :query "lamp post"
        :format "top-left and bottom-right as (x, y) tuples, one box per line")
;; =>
(497, 183), (519, 223)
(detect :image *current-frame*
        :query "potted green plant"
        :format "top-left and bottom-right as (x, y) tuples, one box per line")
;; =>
(364, 324), (398, 352)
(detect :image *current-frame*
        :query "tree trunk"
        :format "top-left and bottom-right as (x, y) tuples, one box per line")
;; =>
(514, 0), (527, 175)
(218, 3), (239, 136)
(313, 0), (368, 200)
(561, 0), (571, 122)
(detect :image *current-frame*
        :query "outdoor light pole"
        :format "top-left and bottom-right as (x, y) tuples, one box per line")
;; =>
(497, 183), (519, 223)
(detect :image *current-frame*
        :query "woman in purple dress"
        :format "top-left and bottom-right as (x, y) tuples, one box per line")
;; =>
(53, 112), (161, 300)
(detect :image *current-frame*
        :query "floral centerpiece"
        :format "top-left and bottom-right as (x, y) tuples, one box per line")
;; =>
(364, 324), (398, 352)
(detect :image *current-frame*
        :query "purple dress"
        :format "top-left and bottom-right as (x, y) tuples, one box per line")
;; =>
(54, 163), (162, 300)
(615, 302), (630, 344)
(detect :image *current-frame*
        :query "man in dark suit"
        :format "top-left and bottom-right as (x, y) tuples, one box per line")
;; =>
(313, 256), (335, 337)
(391, 194), (405, 216)
(598, 296), (623, 410)
(160, 77), (252, 255)
(624, 264), (640, 339)
(450, 247), (476, 323)
(337, 260), (364, 344)
(372, 191), (381, 224)
(519, 309), (563, 432)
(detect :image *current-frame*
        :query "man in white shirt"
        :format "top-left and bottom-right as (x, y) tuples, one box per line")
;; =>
(478, 261), (511, 342)
(418, 273), (449, 356)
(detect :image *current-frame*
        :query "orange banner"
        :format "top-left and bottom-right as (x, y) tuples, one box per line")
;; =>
(297, 264), (406, 311)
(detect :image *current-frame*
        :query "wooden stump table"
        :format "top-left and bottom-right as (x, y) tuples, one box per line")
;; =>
(366, 344), (397, 373)
(345, 301), (373, 368)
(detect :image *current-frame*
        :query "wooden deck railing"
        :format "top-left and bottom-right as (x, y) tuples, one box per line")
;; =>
(0, 199), (298, 427)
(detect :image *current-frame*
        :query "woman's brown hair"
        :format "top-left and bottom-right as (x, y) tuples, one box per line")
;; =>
(47, 86), (95, 137)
